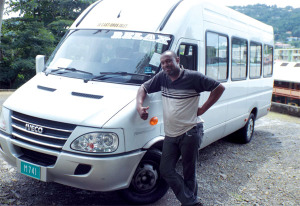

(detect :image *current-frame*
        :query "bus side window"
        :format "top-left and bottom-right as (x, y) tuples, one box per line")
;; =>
(250, 41), (262, 79)
(177, 44), (197, 71)
(231, 37), (248, 80)
(206, 32), (229, 81)
(263, 44), (273, 77)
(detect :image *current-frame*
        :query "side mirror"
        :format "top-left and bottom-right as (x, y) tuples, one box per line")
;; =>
(36, 55), (45, 73)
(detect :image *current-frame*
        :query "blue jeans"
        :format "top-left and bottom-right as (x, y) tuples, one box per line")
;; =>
(160, 123), (203, 206)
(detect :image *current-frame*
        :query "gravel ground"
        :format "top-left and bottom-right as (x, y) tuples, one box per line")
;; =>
(0, 92), (299, 206)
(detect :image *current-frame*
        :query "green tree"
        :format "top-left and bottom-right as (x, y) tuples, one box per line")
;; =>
(0, 0), (4, 37)
(231, 4), (300, 42)
(0, 0), (97, 89)
(0, 18), (55, 88)
(6, 0), (96, 41)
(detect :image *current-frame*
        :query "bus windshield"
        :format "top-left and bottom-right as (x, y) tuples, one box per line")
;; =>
(46, 30), (172, 85)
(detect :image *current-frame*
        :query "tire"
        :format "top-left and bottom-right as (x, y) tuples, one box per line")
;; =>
(227, 113), (255, 144)
(237, 113), (256, 144)
(120, 149), (169, 204)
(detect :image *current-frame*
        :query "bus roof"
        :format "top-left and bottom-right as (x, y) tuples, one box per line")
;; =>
(71, 0), (273, 37)
(71, 0), (180, 32)
(274, 62), (300, 83)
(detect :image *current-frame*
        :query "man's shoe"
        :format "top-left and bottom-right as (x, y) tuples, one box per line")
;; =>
(181, 201), (204, 206)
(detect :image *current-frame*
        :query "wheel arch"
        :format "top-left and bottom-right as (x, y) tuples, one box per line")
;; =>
(250, 107), (258, 119)
(142, 136), (164, 151)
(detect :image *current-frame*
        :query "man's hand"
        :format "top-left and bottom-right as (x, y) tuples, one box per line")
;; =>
(137, 106), (150, 120)
(197, 84), (225, 116)
(136, 86), (149, 120)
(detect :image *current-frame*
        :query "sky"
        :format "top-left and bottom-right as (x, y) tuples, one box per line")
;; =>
(3, 0), (300, 19)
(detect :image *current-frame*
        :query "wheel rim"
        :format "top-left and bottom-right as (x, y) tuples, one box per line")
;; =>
(247, 118), (254, 140)
(131, 163), (158, 193)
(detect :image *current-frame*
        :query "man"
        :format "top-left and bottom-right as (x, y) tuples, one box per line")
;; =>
(136, 50), (225, 206)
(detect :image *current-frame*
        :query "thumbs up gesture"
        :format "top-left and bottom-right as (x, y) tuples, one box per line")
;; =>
(137, 106), (149, 120)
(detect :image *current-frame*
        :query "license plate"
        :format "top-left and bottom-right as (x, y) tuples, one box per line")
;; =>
(21, 161), (41, 180)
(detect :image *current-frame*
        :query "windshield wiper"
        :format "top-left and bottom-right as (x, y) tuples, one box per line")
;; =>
(46, 67), (93, 76)
(84, 72), (151, 83)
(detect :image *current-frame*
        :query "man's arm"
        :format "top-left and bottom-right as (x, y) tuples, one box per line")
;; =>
(136, 86), (150, 120)
(197, 84), (225, 116)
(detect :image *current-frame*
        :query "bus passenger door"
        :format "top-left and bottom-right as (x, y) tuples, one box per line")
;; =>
(176, 38), (227, 148)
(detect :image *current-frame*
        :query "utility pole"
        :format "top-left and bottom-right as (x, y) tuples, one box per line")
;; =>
(0, 0), (5, 39)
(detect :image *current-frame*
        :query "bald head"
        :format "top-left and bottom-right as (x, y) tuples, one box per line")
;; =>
(161, 50), (178, 59)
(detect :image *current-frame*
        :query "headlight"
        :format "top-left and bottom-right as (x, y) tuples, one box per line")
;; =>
(71, 132), (119, 153)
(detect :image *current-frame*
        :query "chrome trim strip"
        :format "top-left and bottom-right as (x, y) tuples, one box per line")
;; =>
(12, 124), (68, 140)
(11, 139), (60, 157)
(11, 115), (73, 133)
(12, 132), (63, 149)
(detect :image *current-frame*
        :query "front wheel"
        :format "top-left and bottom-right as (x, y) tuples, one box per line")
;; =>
(119, 149), (169, 204)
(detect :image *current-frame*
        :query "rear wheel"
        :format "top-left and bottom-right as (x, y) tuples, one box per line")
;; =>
(238, 113), (255, 144)
(120, 149), (169, 204)
(228, 113), (256, 144)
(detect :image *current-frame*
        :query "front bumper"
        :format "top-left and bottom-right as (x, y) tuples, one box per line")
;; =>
(0, 131), (146, 191)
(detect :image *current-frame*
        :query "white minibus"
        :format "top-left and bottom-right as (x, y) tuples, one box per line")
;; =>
(0, 0), (274, 204)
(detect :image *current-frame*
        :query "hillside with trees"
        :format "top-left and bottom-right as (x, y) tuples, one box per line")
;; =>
(231, 4), (300, 44)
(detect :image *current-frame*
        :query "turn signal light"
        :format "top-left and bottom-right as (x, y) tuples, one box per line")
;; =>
(150, 117), (158, 126)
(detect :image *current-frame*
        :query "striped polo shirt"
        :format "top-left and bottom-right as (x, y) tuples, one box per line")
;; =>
(143, 69), (220, 137)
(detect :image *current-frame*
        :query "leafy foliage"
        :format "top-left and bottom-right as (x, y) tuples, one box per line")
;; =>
(0, 0), (96, 89)
(230, 4), (300, 42)
(1, 18), (56, 88)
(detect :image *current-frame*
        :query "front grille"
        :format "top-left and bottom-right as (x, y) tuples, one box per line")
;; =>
(19, 147), (57, 166)
(11, 111), (76, 151)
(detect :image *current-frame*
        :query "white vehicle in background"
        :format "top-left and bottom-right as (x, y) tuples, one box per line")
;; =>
(0, 0), (274, 204)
